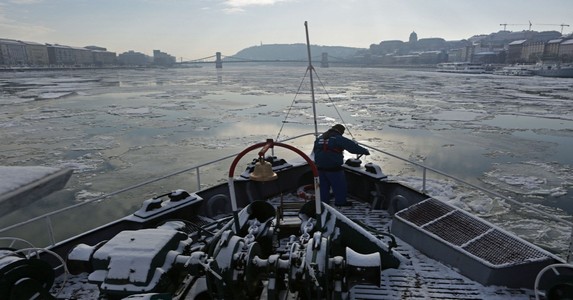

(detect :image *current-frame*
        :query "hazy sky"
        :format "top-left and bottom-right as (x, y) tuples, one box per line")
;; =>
(1, 0), (572, 60)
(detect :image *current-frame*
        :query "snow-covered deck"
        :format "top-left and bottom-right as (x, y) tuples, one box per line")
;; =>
(341, 201), (539, 299)
(52, 197), (539, 299)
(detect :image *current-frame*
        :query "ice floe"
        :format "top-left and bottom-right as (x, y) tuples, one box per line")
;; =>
(1, 67), (572, 256)
(482, 161), (572, 197)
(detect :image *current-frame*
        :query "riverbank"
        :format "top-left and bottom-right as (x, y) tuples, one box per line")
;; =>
(0, 66), (151, 72)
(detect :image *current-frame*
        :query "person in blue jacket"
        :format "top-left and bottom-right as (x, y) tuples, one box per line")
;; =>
(313, 124), (370, 206)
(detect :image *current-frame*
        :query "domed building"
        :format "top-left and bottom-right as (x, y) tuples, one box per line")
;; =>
(409, 31), (418, 43)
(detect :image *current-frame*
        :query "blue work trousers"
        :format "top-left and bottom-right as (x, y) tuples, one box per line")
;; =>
(319, 170), (348, 205)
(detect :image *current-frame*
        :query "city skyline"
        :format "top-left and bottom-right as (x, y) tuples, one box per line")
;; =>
(1, 0), (572, 60)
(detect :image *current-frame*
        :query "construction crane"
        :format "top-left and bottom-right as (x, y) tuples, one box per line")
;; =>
(499, 23), (531, 31)
(534, 23), (570, 34)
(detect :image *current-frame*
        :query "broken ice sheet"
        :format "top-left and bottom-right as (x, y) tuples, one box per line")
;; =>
(482, 161), (572, 197)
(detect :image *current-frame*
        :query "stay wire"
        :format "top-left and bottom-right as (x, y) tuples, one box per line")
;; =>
(275, 67), (355, 142)
(311, 69), (355, 140)
(275, 67), (310, 142)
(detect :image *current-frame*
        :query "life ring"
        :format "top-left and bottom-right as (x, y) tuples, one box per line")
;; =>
(297, 184), (315, 201)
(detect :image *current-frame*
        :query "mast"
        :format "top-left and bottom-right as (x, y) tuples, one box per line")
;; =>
(304, 21), (319, 137)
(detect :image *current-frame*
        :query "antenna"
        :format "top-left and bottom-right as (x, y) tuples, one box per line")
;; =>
(304, 21), (319, 138)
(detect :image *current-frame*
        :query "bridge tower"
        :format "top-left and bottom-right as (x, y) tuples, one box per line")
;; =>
(215, 52), (223, 69)
(321, 52), (329, 68)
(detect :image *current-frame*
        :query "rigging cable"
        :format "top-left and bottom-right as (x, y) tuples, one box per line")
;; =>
(275, 67), (310, 142)
(311, 68), (355, 140)
(275, 67), (356, 142)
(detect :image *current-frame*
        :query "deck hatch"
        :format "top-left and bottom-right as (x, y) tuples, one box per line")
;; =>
(464, 229), (550, 265)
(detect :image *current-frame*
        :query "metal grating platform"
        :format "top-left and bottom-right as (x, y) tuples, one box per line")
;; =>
(394, 198), (453, 227)
(424, 210), (491, 246)
(465, 229), (550, 266)
(391, 197), (561, 288)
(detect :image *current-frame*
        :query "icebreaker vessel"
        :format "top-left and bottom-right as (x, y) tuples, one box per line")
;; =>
(1, 22), (571, 300)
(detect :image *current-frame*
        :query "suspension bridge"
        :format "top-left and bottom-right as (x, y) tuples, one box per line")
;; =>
(178, 52), (357, 68)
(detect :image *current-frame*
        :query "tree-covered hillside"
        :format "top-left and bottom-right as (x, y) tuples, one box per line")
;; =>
(231, 44), (365, 60)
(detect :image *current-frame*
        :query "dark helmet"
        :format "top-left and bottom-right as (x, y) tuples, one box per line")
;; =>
(332, 124), (345, 134)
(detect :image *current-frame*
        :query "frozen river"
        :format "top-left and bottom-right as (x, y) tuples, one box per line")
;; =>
(1, 65), (572, 254)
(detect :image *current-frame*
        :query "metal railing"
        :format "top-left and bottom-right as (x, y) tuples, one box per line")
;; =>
(359, 142), (573, 228)
(1, 132), (572, 248)
(0, 133), (315, 245)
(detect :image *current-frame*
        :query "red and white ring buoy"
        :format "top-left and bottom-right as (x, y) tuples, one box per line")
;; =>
(297, 184), (315, 201)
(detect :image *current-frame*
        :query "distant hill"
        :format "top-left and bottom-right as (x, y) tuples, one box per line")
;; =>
(231, 44), (365, 61)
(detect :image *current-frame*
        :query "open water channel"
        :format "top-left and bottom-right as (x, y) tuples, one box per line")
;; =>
(1, 65), (572, 255)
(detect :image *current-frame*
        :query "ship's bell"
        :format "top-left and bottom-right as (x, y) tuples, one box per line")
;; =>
(250, 158), (278, 182)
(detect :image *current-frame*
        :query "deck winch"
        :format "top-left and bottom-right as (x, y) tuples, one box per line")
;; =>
(66, 199), (398, 299)
(67, 221), (194, 298)
(194, 202), (385, 299)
